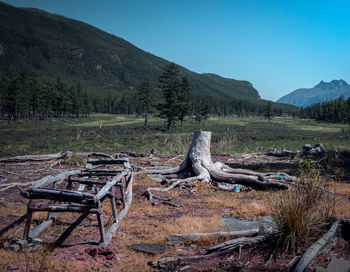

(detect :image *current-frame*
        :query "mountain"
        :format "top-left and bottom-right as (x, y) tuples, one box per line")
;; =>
(0, 1), (259, 101)
(277, 80), (350, 107)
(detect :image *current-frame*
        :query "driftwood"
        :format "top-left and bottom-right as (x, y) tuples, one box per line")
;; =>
(0, 170), (81, 192)
(0, 151), (73, 163)
(166, 229), (259, 243)
(0, 151), (113, 163)
(206, 225), (276, 254)
(145, 131), (290, 204)
(293, 219), (339, 272)
(150, 226), (276, 270)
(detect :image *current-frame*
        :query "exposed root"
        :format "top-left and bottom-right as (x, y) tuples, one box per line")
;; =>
(145, 176), (206, 203)
(144, 131), (291, 203)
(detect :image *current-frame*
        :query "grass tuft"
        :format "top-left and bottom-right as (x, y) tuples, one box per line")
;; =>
(269, 165), (334, 253)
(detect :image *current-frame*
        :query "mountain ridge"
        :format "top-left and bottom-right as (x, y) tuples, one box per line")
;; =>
(277, 79), (350, 107)
(0, 1), (260, 102)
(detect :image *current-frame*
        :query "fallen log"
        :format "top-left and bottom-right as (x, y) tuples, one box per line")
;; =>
(293, 219), (339, 272)
(207, 226), (276, 254)
(0, 151), (113, 163)
(0, 151), (73, 162)
(166, 229), (259, 243)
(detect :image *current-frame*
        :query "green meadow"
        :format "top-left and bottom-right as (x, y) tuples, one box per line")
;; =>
(0, 114), (349, 157)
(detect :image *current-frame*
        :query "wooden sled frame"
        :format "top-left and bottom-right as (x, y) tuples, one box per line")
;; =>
(14, 158), (133, 249)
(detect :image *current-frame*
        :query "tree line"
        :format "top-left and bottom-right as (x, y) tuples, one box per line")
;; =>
(300, 96), (350, 124)
(0, 66), (92, 119)
(0, 64), (298, 127)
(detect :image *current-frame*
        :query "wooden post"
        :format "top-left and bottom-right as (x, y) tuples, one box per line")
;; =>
(23, 209), (33, 240)
(110, 186), (118, 221)
(97, 212), (106, 244)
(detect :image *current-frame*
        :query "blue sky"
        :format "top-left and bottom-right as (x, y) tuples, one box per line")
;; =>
(3, 0), (350, 100)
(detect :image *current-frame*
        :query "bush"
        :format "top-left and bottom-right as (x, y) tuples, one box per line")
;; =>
(269, 164), (334, 253)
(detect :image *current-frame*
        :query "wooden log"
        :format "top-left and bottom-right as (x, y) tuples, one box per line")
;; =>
(207, 234), (268, 253)
(293, 220), (339, 272)
(32, 170), (81, 188)
(0, 151), (73, 163)
(0, 214), (27, 236)
(166, 229), (259, 242)
(21, 188), (98, 205)
(80, 170), (123, 177)
(69, 177), (107, 185)
(96, 171), (128, 200)
(100, 172), (133, 246)
(53, 213), (88, 247)
(28, 204), (102, 214)
(68, 176), (123, 187)
(87, 158), (129, 165)
(28, 212), (59, 240)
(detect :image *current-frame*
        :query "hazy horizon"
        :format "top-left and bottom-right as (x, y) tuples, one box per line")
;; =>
(2, 0), (350, 101)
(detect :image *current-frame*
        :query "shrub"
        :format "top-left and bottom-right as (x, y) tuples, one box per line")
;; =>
(269, 164), (333, 253)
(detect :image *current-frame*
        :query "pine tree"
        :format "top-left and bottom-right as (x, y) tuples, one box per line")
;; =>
(158, 63), (181, 130)
(264, 101), (273, 122)
(178, 76), (192, 127)
(137, 76), (154, 127)
(195, 102), (210, 128)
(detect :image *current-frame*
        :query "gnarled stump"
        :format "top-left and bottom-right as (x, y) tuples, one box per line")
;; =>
(145, 131), (290, 202)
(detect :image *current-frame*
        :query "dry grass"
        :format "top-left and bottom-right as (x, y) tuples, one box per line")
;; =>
(0, 246), (77, 272)
(270, 168), (334, 253)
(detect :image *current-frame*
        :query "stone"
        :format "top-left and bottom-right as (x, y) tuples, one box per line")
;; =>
(128, 243), (166, 254)
(221, 216), (276, 231)
(315, 258), (350, 272)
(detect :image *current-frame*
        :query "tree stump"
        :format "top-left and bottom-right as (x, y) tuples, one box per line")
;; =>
(145, 131), (290, 202)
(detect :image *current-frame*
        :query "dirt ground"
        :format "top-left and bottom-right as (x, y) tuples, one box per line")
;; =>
(0, 154), (349, 271)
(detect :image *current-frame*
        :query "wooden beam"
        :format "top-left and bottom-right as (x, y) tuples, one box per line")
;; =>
(32, 170), (81, 188)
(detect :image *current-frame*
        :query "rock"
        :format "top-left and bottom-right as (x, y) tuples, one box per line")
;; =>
(303, 144), (313, 152)
(315, 258), (350, 272)
(221, 216), (276, 231)
(128, 243), (166, 254)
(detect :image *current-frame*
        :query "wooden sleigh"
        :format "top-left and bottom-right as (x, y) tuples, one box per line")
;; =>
(10, 158), (133, 250)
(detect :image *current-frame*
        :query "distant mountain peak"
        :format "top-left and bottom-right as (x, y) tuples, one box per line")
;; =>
(278, 79), (350, 107)
(314, 79), (348, 90)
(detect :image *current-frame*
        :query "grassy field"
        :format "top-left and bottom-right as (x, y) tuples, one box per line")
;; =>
(0, 114), (349, 157)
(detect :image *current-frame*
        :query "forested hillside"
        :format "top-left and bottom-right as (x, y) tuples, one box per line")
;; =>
(0, 1), (298, 117)
(300, 96), (350, 123)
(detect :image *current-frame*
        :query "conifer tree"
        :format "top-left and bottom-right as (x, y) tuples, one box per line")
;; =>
(264, 101), (273, 122)
(137, 76), (154, 127)
(178, 76), (192, 127)
(158, 63), (181, 130)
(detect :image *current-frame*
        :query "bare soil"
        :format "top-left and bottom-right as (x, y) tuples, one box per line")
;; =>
(0, 154), (349, 271)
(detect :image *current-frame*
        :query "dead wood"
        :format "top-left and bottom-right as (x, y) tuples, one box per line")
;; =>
(149, 253), (220, 270)
(144, 131), (290, 202)
(166, 229), (259, 243)
(0, 151), (113, 163)
(293, 219), (339, 272)
(206, 234), (269, 254)
(0, 151), (73, 163)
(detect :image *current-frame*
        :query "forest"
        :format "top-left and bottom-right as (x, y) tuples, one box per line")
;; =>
(300, 96), (350, 124)
(0, 64), (300, 122)
(2, 63), (349, 127)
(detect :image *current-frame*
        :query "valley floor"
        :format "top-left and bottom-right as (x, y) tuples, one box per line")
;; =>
(0, 154), (349, 271)
(0, 114), (349, 157)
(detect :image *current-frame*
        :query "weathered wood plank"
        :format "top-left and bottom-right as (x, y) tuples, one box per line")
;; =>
(293, 220), (339, 272)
